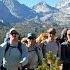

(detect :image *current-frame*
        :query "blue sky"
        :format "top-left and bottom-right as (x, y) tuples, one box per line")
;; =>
(17, 0), (61, 8)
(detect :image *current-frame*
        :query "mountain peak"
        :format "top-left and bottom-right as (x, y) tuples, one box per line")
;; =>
(33, 2), (59, 13)
(57, 0), (70, 14)
(57, 0), (70, 8)
(37, 1), (47, 6)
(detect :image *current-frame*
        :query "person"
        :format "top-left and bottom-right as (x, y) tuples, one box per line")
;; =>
(43, 28), (61, 57)
(0, 28), (29, 70)
(61, 28), (68, 43)
(26, 33), (43, 70)
(61, 29), (70, 70)
(4, 28), (15, 42)
(36, 33), (48, 57)
(0, 46), (4, 70)
(36, 33), (48, 44)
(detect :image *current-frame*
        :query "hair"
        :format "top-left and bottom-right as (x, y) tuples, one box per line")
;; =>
(61, 28), (68, 42)
(36, 33), (48, 44)
(47, 28), (56, 35)
(21, 37), (28, 45)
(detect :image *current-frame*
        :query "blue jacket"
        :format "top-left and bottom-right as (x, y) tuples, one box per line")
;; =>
(0, 42), (28, 70)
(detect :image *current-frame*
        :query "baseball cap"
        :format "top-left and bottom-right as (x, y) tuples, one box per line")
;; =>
(27, 33), (36, 39)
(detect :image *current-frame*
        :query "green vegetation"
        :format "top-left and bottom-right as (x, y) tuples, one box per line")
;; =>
(36, 51), (62, 70)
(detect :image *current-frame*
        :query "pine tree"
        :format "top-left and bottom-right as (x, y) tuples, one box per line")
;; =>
(36, 51), (63, 70)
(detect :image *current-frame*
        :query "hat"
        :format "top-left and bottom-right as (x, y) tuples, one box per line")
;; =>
(27, 33), (36, 39)
(47, 28), (56, 35)
(9, 28), (19, 35)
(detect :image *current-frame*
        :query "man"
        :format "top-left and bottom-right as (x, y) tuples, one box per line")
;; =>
(26, 33), (43, 70)
(61, 29), (70, 70)
(0, 28), (28, 70)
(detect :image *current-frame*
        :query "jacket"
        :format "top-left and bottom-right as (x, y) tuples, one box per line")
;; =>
(0, 42), (28, 70)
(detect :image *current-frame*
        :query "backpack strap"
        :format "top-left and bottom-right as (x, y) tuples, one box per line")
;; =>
(56, 41), (60, 57)
(4, 42), (22, 55)
(61, 43), (68, 61)
(17, 42), (22, 55)
(5, 43), (10, 55)
(34, 46), (42, 65)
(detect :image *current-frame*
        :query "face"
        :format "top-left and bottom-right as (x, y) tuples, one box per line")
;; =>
(27, 38), (36, 46)
(48, 32), (55, 40)
(9, 31), (19, 41)
(67, 30), (70, 41)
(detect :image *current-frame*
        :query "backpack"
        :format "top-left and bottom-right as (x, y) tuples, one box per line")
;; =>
(5, 42), (22, 55)
(34, 46), (43, 65)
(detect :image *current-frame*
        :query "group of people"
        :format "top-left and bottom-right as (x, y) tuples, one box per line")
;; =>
(0, 27), (69, 70)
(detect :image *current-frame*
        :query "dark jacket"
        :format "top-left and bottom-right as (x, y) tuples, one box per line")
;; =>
(61, 41), (70, 63)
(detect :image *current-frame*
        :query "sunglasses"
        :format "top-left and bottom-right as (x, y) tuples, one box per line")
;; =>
(10, 31), (19, 35)
(48, 32), (55, 35)
(67, 34), (70, 36)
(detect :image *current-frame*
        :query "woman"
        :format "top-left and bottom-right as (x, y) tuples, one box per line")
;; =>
(44, 28), (61, 57)
(36, 33), (48, 57)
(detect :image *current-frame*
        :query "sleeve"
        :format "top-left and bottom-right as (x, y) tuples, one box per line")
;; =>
(0, 47), (3, 67)
(41, 43), (47, 58)
(61, 44), (66, 61)
(0, 42), (7, 67)
(36, 45), (43, 65)
(57, 43), (61, 58)
(19, 44), (29, 66)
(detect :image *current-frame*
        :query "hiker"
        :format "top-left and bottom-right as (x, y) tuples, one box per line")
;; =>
(0, 28), (29, 70)
(4, 28), (16, 42)
(61, 28), (68, 43)
(36, 33), (48, 57)
(61, 29), (70, 70)
(43, 28), (61, 57)
(36, 33), (48, 44)
(24, 33), (43, 70)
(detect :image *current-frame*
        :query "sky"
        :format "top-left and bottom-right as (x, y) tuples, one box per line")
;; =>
(17, 0), (61, 8)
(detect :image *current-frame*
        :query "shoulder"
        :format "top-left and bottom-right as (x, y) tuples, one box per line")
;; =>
(0, 42), (7, 48)
(21, 43), (28, 51)
(35, 44), (42, 51)
(43, 40), (48, 45)
(61, 41), (68, 48)
(61, 41), (68, 45)
(21, 43), (27, 48)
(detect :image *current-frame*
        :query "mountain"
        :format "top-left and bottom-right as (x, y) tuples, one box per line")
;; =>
(57, 0), (70, 14)
(2, 0), (37, 19)
(0, 0), (37, 23)
(0, 0), (60, 24)
(54, 0), (70, 26)
(33, 2), (59, 13)
(0, 1), (20, 23)
(1, 0), (70, 26)
(32, 2), (59, 22)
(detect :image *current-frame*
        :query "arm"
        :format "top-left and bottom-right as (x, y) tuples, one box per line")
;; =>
(36, 45), (43, 65)
(61, 44), (67, 62)
(0, 42), (7, 67)
(20, 44), (28, 66)
(57, 43), (61, 58)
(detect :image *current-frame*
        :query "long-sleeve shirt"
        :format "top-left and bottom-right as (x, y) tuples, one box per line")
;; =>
(43, 40), (61, 57)
(27, 44), (43, 69)
(0, 42), (28, 70)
